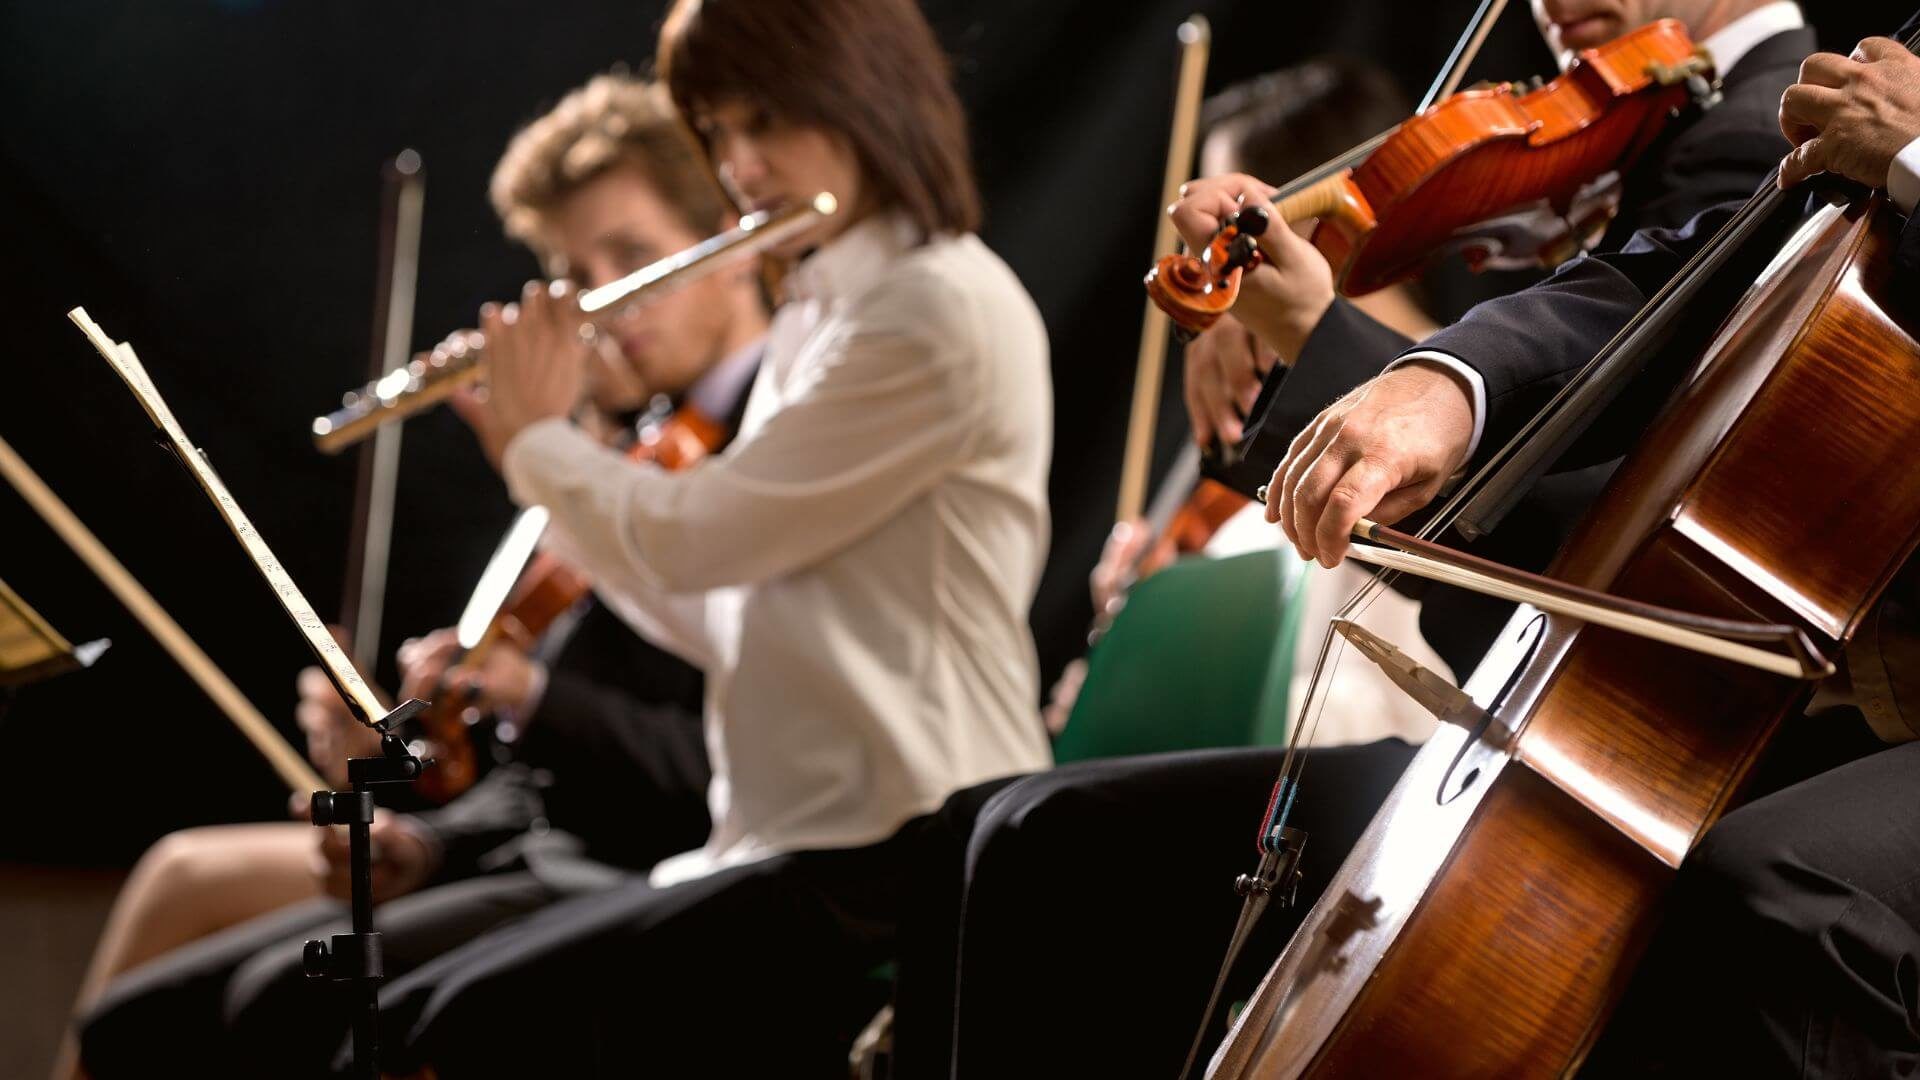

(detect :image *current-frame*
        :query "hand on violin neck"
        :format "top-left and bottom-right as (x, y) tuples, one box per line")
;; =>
(294, 658), (384, 790)
(1778, 39), (1920, 196)
(477, 278), (593, 454)
(1168, 173), (1335, 361)
(1269, 361), (1474, 568)
(397, 626), (544, 714)
(1089, 517), (1150, 615)
(1042, 657), (1089, 737)
(1183, 318), (1275, 449)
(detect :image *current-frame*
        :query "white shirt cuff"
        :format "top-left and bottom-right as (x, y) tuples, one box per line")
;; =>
(1388, 350), (1487, 463)
(1889, 134), (1920, 217)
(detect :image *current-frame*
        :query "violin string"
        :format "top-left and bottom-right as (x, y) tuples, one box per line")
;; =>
(1269, 0), (1505, 209)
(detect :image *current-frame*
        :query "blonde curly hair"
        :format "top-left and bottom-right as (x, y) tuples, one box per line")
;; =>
(490, 72), (731, 248)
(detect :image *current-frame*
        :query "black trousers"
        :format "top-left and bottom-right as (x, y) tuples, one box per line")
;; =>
(78, 869), (570, 1078)
(373, 829), (911, 1078)
(890, 740), (1416, 1079)
(1589, 711), (1920, 1078)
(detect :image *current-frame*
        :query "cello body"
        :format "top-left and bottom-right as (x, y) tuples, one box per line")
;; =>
(1210, 195), (1920, 1077)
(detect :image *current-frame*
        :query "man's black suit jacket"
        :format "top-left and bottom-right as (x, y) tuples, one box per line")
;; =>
(1395, 8), (1920, 689)
(1206, 24), (1820, 674)
(410, 599), (714, 887)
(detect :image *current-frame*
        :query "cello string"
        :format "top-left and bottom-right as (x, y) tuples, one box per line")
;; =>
(1275, 147), (1803, 818)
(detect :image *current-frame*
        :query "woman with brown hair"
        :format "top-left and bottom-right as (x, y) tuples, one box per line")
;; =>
(359, 0), (1054, 1074)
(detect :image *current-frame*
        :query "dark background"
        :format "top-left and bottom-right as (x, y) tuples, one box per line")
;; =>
(0, 0), (1903, 865)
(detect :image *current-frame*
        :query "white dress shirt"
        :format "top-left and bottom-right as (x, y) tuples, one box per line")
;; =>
(1401, 2), (1920, 461)
(502, 211), (1055, 886)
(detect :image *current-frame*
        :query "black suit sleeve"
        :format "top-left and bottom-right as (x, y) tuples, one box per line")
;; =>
(510, 670), (712, 868)
(1415, 199), (1748, 471)
(514, 669), (710, 811)
(405, 765), (548, 885)
(1200, 29), (1812, 502)
(1204, 298), (1414, 500)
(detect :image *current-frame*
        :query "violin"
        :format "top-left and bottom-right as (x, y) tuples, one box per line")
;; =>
(1091, 445), (1250, 643)
(1208, 143), (1920, 1080)
(409, 402), (727, 803)
(1148, 19), (1712, 337)
(1138, 478), (1247, 581)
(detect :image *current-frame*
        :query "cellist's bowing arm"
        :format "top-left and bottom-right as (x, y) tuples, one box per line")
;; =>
(1272, 201), (1751, 567)
(1276, 41), (1920, 569)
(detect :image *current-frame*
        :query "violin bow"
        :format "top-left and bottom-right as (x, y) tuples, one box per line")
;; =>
(340, 149), (425, 674)
(70, 308), (397, 730)
(1116, 15), (1211, 526)
(0, 432), (325, 793)
(1255, 0), (1510, 214)
(1344, 519), (1830, 680)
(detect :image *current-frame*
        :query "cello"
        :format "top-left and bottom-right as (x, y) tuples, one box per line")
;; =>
(1205, 70), (1920, 1080)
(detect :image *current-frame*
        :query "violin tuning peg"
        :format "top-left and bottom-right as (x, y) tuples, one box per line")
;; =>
(1224, 234), (1261, 272)
(1235, 205), (1270, 237)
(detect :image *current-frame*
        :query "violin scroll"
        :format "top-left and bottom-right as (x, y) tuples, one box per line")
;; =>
(1145, 205), (1270, 339)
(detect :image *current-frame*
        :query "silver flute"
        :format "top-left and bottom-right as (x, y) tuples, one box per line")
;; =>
(310, 192), (837, 454)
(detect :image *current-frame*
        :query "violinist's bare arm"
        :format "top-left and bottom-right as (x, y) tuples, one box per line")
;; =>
(1778, 37), (1920, 201)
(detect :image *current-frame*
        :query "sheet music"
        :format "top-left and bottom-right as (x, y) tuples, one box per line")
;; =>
(68, 307), (389, 725)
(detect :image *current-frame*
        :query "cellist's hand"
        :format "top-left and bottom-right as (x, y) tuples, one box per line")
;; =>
(1779, 38), (1920, 193)
(1183, 317), (1276, 449)
(1167, 173), (1336, 361)
(1271, 362), (1475, 567)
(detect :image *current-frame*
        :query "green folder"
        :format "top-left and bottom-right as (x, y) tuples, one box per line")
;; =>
(1054, 549), (1306, 764)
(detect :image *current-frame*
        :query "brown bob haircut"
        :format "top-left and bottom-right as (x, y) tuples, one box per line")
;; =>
(490, 73), (733, 250)
(658, 0), (981, 236)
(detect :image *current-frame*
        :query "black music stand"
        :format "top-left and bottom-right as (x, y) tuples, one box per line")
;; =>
(303, 699), (426, 1079)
